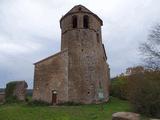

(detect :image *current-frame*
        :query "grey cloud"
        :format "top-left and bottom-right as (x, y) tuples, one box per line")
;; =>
(0, 0), (160, 88)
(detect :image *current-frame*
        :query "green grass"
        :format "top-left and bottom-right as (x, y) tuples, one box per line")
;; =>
(0, 97), (144, 120)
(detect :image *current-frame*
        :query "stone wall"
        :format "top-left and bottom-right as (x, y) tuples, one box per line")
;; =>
(32, 49), (68, 103)
(66, 29), (110, 103)
(33, 5), (110, 104)
(5, 81), (28, 101)
(0, 92), (5, 103)
(14, 81), (28, 101)
(61, 13), (102, 50)
(60, 5), (110, 103)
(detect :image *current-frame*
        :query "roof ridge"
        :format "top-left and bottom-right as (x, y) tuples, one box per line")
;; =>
(34, 49), (68, 65)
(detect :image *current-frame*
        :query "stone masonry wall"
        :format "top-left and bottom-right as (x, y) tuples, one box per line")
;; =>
(66, 29), (110, 103)
(33, 5), (110, 104)
(14, 81), (28, 101)
(0, 93), (5, 103)
(60, 6), (110, 103)
(32, 50), (68, 103)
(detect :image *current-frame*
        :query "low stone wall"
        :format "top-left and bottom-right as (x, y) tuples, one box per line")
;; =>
(6, 81), (28, 101)
(0, 92), (5, 103)
(13, 81), (28, 101)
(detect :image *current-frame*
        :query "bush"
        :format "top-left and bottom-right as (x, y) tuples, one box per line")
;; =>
(111, 76), (128, 100)
(127, 71), (160, 118)
(57, 101), (82, 106)
(27, 100), (50, 106)
(5, 82), (17, 103)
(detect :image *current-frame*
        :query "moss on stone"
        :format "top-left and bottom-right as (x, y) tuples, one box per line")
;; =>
(5, 81), (17, 103)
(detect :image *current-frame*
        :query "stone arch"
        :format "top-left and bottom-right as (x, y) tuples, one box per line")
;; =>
(52, 90), (57, 105)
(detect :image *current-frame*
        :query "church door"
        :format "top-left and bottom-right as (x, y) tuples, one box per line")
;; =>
(52, 90), (57, 105)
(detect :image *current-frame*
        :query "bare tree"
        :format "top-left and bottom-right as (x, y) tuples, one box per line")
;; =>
(140, 24), (160, 70)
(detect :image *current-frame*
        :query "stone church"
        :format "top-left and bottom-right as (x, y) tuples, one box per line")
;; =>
(32, 5), (110, 104)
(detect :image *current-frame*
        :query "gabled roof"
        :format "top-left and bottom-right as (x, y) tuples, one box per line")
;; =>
(34, 49), (68, 65)
(60, 5), (103, 25)
(67, 5), (92, 13)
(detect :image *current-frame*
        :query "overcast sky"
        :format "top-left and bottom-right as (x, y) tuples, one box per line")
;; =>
(0, 0), (160, 88)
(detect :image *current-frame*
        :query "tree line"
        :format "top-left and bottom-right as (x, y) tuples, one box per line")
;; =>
(111, 24), (160, 118)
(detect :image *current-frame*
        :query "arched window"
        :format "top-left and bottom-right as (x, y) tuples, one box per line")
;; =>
(83, 15), (89, 28)
(72, 15), (77, 28)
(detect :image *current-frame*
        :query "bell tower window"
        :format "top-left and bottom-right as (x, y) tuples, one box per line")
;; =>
(83, 15), (89, 28)
(72, 15), (77, 28)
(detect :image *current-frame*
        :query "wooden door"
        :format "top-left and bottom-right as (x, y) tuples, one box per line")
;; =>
(52, 93), (57, 105)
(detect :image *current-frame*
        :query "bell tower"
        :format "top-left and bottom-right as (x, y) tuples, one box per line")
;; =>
(60, 5), (110, 103)
(60, 5), (103, 50)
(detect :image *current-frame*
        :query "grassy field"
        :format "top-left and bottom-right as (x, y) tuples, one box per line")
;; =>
(0, 97), (146, 120)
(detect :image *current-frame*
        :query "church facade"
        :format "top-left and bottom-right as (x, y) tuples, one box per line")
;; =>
(32, 5), (110, 104)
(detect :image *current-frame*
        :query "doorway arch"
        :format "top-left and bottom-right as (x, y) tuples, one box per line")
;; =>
(52, 90), (57, 105)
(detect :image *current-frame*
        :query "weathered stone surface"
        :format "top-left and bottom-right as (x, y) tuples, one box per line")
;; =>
(112, 112), (140, 120)
(33, 5), (110, 104)
(33, 50), (68, 103)
(0, 92), (5, 103)
(6, 81), (28, 101)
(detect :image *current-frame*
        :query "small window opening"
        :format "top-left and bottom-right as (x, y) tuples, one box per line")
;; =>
(83, 15), (89, 28)
(79, 7), (81, 11)
(97, 33), (100, 43)
(99, 81), (102, 89)
(88, 92), (90, 94)
(72, 16), (77, 28)
(81, 49), (83, 52)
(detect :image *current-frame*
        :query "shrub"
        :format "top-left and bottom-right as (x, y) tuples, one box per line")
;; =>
(57, 101), (82, 106)
(27, 100), (50, 106)
(111, 76), (128, 100)
(127, 71), (160, 118)
(5, 82), (17, 103)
